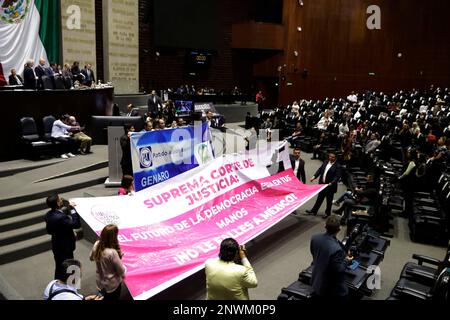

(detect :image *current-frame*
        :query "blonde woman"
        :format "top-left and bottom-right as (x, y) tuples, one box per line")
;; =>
(90, 224), (126, 300)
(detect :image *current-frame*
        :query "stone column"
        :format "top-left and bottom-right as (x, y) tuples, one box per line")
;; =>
(60, 0), (97, 74)
(103, 0), (139, 94)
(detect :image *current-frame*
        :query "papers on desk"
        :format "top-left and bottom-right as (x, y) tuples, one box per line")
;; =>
(352, 208), (369, 216)
(31, 141), (47, 146)
(347, 260), (360, 270)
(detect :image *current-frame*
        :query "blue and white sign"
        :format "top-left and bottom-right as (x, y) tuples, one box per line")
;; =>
(130, 123), (214, 192)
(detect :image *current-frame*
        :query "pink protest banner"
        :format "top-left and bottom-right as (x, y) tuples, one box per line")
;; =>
(118, 170), (325, 300)
(73, 154), (325, 300)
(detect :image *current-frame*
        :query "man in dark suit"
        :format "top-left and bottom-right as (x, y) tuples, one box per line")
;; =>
(290, 148), (306, 183)
(35, 58), (53, 89)
(81, 64), (95, 87)
(126, 104), (140, 117)
(310, 215), (349, 298)
(23, 60), (37, 89)
(71, 61), (84, 83)
(206, 111), (224, 129)
(8, 68), (23, 85)
(148, 90), (163, 118)
(306, 152), (342, 218)
(44, 194), (81, 280)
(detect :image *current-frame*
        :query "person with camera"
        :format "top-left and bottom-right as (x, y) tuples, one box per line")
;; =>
(44, 194), (81, 280)
(43, 259), (103, 301)
(205, 238), (258, 300)
(310, 215), (352, 299)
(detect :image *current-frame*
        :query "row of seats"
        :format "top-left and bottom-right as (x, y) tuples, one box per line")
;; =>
(278, 224), (390, 300)
(409, 174), (450, 245)
(389, 243), (450, 301)
(20, 116), (61, 158)
(40, 75), (73, 90)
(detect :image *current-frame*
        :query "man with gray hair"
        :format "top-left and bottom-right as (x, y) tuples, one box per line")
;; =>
(8, 68), (23, 86)
(23, 59), (37, 89)
(35, 57), (53, 89)
(69, 116), (92, 154)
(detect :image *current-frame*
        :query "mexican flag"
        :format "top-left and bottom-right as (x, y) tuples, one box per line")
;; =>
(0, 0), (60, 85)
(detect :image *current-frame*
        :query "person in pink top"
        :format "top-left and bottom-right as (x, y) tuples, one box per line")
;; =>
(90, 224), (126, 300)
(118, 175), (134, 196)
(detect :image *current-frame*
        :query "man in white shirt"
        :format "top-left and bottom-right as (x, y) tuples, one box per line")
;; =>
(338, 122), (349, 138)
(306, 153), (342, 218)
(51, 115), (81, 159)
(347, 91), (358, 104)
(365, 133), (381, 155)
(290, 148), (306, 183)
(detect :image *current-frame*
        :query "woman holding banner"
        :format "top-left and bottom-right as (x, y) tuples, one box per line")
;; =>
(118, 175), (135, 196)
(90, 225), (126, 300)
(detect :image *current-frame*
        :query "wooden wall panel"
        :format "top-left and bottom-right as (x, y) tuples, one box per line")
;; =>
(138, 0), (240, 93)
(279, 0), (450, 103)
(231, 22), (285, 50)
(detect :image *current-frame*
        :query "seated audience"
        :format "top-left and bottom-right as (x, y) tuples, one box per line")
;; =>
(347, 91), (358, 103)
(69, 116), (92, 154)
(312, 132), (327, 160)
(291, 101), (300, 117)
(287, 122), (303, 145)
(332, 175), (377, 223)
(8, 68), (23, 86)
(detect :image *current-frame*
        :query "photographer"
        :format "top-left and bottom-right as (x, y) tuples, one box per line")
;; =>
(44, 194), (81, 280)
(43, 259), (103, 301)
(205, 238), (258, 300)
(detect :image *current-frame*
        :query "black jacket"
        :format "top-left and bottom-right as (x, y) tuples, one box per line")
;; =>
(310, 233), (348, 297)
(45, 208), (81, 254)
(8, 74), (23, 86)
(313, 161), (342, 193)
(23, 67), (36, 89)
(289, 155), (306, 183)
(147, 95), (163, 116)
(127, 108), (140, 117)
(120, 134), (132, 175)
(81, 68), (95, 84)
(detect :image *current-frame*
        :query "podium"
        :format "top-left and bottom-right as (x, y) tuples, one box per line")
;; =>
(104, 127), (125, 187)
